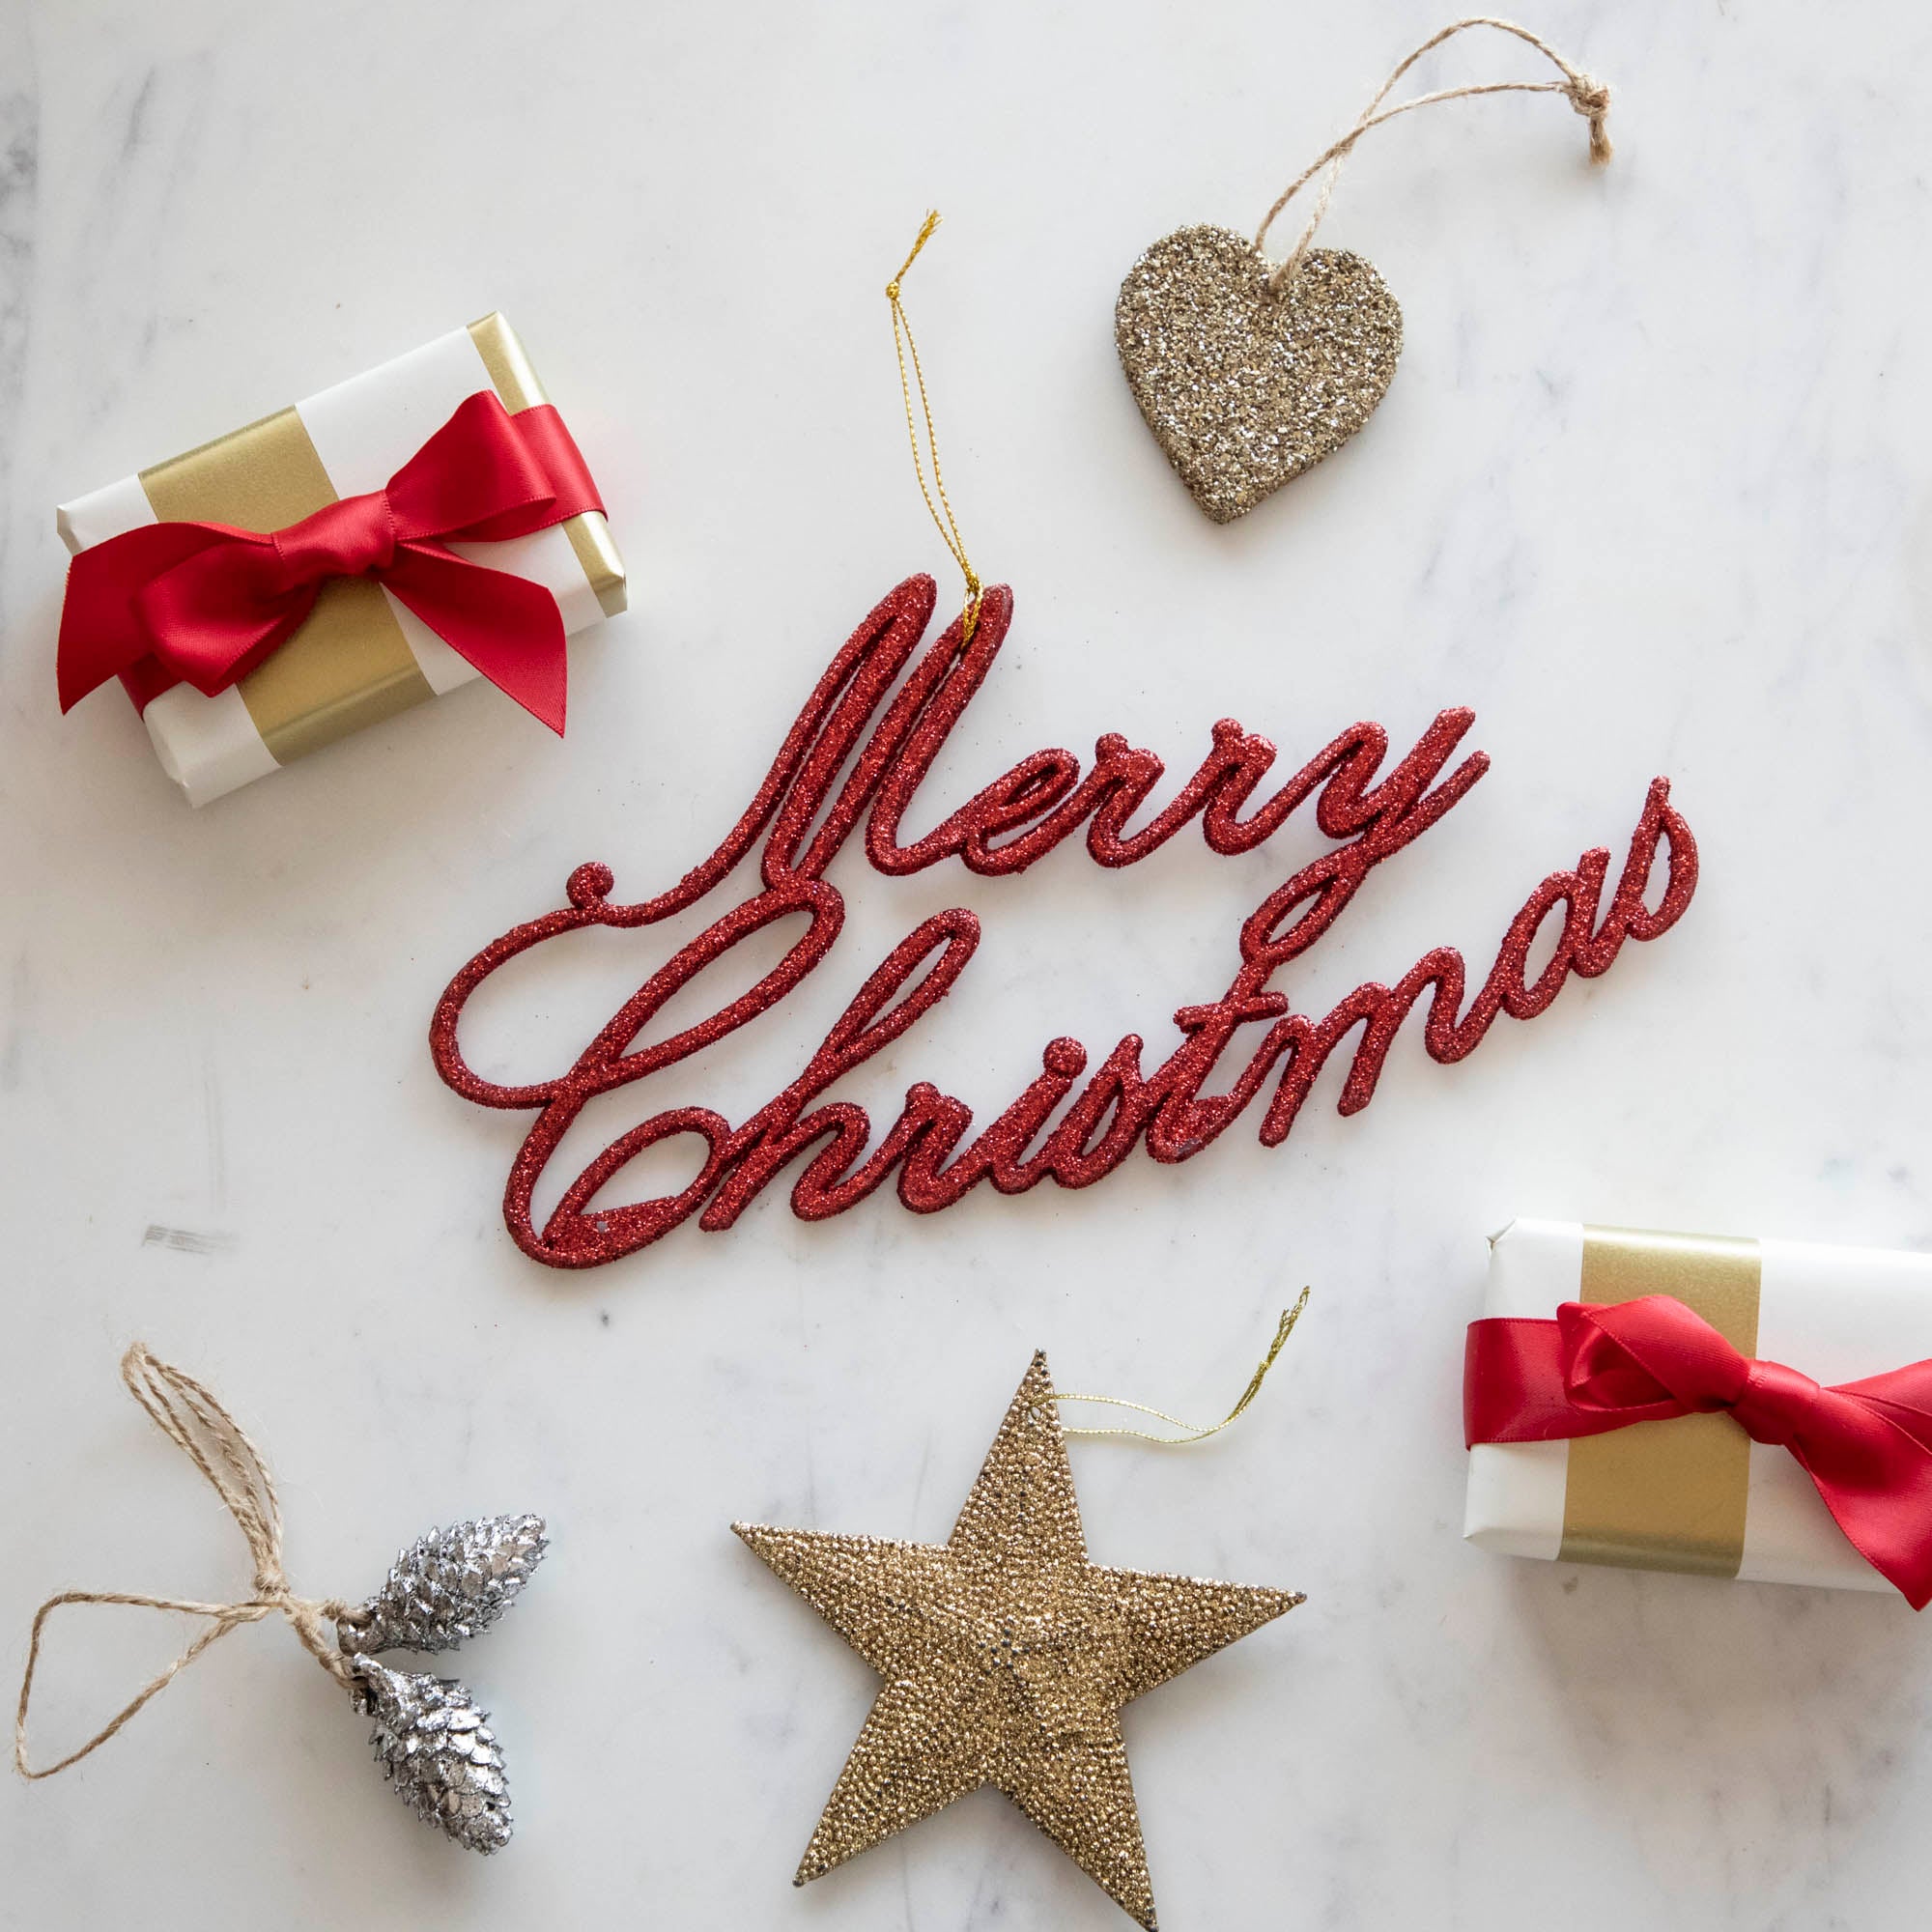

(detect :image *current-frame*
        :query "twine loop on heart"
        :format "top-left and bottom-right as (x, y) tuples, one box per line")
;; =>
(1564, 73), (1613, 140)
(14, 1344), (356, 1783)
(1256, 16), (1613, 295)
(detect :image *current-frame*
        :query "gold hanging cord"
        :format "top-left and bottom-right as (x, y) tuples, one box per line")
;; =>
(886, 211), (983, 646)
(1046, 1288), (1312, 1443)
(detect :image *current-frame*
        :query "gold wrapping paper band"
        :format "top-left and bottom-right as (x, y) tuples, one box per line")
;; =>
(468, 314), (626, 621)
(1558, 1227), (1762, 1577)
(138, 400), (431, 763)
(133, 313), (624, 765)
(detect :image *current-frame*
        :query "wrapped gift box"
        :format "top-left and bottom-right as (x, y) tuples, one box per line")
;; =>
(57, 313), (624, 806)
(1464, 1219), (1932, 1594)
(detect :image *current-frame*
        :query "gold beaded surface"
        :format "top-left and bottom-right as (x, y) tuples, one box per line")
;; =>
(734, 1352), (1303, 1929)
(1115, 224), (1403, 524)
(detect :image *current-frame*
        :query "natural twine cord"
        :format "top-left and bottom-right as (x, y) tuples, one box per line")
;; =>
(886, 211), (982, 647)
(1042, 1288), (1312, 1443)
(1256, 16), (1612, 294)
(14, 1345), (355, 1782)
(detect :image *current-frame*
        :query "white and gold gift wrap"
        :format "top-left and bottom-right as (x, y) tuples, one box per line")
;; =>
(56, 314), (625, 807)
(1464, 1218), (1932, 1594)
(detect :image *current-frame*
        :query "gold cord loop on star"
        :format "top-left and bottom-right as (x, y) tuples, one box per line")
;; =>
(1045, 1287), (1312, 1442)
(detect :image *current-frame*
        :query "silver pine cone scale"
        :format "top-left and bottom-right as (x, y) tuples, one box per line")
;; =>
(338, 1514), (548, 1656)
(351, 1656), (514, 1854)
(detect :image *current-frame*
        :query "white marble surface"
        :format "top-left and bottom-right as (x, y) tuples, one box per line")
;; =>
(5, 1), (1932, 1926)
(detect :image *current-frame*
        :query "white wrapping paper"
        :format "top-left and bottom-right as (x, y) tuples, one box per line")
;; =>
(1464, 1218), (1932, 1595)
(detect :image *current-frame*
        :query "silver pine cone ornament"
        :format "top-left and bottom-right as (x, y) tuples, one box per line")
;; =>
(352, 1657), (514, 1854)
(338, 1514), (549, 1656)
(13, 1350), (553, 1863)
(333, 1512), (549, 1853)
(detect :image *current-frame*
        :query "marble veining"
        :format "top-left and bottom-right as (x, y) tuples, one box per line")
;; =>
(5, 2), (1932, 1929)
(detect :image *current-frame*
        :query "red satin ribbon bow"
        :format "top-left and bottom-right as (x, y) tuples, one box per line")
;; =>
(1464, 1295), (1932, 1607)
(56, 390), (606, 734)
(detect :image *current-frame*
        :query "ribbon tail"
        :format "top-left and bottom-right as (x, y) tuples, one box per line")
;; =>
(1791, 1452), (1932, 1611)
(384, 546), (569, 733)
(57, 523), (254, 711)
(1786, 1394), (1932, 1610)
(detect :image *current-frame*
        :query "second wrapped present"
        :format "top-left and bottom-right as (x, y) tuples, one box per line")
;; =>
(1464, 1218), (1932, 1603)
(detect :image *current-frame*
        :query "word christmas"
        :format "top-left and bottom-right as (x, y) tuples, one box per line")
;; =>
(432, 575), (1696, 1267)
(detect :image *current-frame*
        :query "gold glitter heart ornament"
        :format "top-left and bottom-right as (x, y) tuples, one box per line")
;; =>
(1113, 19), (1613, 525)
(1115, 224), (1402, 524)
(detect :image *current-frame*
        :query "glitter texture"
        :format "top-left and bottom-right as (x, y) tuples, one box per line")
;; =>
(432, 576), (1698, 1268)
(734, 1352), (1303, 1928)
(1115, 225), (1403, 523)
(337, 1514), (550, 1656)
(352, 1656), (515, 1854)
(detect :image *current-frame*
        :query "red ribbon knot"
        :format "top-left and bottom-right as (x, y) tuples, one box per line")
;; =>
(270, 494), (400, 583)
(1726, 1359), (1827, 1447)
(1465, 1293), (1932, 1607)
(57, 388), (608, 736)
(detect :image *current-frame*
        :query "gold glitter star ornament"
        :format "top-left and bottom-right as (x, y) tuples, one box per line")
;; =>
(733, 1352), (1303, 1929)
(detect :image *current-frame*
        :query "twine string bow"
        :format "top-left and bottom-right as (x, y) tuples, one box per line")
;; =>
(14, 1345), (355, 1782)
(1256, 15), (1613, 294)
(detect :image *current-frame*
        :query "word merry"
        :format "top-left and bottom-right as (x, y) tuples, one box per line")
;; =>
(431, 575), (1696, 1266)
